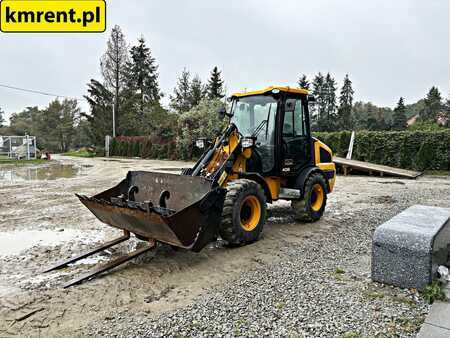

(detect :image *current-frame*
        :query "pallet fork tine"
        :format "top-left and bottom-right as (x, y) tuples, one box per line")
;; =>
(43, 230), (157, 287)
(63, 241), (156, 288)
(42, 231), (131, 273)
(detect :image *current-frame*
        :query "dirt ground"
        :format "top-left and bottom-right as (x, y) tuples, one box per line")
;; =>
(0, 156), (449, 337)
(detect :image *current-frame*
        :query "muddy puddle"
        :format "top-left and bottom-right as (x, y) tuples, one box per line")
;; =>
(0, 164), (84, 183)
(0, 229), (105, 258)
(0, 229), (93, 256)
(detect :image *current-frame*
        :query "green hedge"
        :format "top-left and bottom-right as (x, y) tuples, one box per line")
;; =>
(314, 130), (450, 171)
(110, 137), (177, 160)
(110, 130), (450, 171)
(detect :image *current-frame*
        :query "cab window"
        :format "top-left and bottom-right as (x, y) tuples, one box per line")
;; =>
(283, 99), (305, 137)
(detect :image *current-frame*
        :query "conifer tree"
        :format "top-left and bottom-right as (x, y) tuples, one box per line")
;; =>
(170, 68), (192, 114)
(206, 66), (225, 99)
(298, 74), (310, 90)
(420, 86), (442, 121)
(392, 97), (407, 130)
(311, 72), (325, 130)
(190, 75), (206, 107)
(84, 79), (114, 145)
(100, 25), (129, 122)
(122, 37), (162, 132)
(323, 72), (337, 131)
(126, 37), (161, 104)
(337, 74), (354, 130)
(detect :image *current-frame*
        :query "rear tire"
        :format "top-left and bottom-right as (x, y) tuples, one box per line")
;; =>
(292, 173), (327, 222)
(219, 179), (267, 246)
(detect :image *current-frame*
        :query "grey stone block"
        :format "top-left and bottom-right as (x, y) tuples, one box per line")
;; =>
(372, 205), (450, 290)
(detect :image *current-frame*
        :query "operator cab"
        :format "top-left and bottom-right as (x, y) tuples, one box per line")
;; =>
(229, 86), (313, 176)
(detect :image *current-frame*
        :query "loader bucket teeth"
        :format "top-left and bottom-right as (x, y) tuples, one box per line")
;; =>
(78, 171), (226, 251)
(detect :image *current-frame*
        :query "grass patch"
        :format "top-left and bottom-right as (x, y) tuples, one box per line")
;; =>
(386, 316), (424, 335)
(392, 294), (417, 306)
(235, 318), (247, 327)
(422, 281), (447, 304)
(333, 268), (348, 281)
(275, 302), (285, 310)
(335, 267), (345, 274)
(424, 170), (450, 176)
(363, 291), (385, 300)
(363, 286), (417, 307)
(0, 159), (48, 166)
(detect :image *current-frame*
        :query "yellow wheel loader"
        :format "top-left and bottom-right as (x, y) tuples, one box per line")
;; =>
(45, 86), (336, 287)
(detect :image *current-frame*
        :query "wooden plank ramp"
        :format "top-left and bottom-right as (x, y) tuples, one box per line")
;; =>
(333, 156), (422, 179)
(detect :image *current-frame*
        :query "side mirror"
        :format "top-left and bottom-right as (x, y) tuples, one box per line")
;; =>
(217, 107), (226, 118)
(307, 95), (316, 103)
(217, 106), (233, 118)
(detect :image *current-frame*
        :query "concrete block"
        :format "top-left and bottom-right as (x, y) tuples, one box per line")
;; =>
(372, 205), (450, 290)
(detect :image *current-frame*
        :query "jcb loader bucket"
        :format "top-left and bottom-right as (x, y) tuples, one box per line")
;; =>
(77, 171), (226, 252)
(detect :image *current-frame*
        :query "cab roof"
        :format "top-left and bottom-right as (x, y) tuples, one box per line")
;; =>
(231, 86), (309, 98)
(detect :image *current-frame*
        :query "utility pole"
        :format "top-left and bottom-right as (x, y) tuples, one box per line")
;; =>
(136, 88), (143, 123)
(33, 136), (37, 159)
(26, 135), (30, 160)
(112, 101), (116, 138)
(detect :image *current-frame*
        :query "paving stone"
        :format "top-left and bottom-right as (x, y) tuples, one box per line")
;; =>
(417, 323), (450, 338)
(372, 205), (450, 290)
(424, 301), (450, 329)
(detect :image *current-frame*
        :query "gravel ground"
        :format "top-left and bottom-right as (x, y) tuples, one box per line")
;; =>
(88, 175), (450, 338)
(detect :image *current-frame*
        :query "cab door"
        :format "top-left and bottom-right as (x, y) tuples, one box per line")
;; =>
(281, 97), (311, 175)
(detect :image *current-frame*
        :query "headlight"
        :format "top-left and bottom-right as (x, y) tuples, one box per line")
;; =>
(195, 139), (205, 149)
(241, 137), (255, 148)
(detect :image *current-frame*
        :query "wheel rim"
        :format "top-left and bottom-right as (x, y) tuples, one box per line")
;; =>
(240, 195), (261, 232)
(311, 184), (324, 212)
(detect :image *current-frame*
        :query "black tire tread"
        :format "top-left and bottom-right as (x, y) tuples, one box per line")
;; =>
(292, 173), (327, 222)
(220, 179), (266, 245)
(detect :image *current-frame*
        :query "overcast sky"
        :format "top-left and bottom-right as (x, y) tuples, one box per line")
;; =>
(1, 0), (449, 121)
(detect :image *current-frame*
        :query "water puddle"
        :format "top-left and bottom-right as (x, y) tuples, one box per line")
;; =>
(0, 164), (84, 183)
(0, 229), (103, 256)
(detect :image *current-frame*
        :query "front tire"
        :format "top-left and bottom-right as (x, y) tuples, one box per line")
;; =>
(292, 173), (327, 222)
(219, 179), (267, 245)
